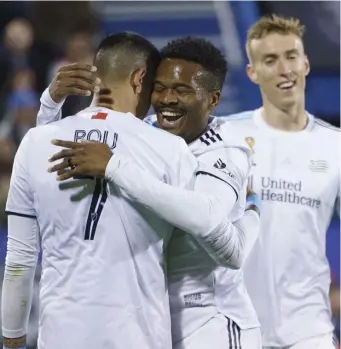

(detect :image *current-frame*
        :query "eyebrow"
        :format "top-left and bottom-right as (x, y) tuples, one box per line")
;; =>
(262, 48), (300, 60)
(154, 80), (194, 89)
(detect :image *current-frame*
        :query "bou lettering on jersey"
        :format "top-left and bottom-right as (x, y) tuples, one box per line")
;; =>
(74, 129), (118, 149)
(74, 112), (119, 149)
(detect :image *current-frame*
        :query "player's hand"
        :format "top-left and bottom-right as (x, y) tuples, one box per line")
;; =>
(49, 63), (101, 103)
(48, 139), (113, 181)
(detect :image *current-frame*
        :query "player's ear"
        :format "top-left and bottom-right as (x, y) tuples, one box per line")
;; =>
(304, 55), (310, 77)
(208, 90), (220, 111)
(247, 64), (259, 85)
(131, 68), (147, 95)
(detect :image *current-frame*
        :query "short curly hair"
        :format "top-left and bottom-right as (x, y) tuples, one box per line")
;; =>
(160, 36), (228, 91)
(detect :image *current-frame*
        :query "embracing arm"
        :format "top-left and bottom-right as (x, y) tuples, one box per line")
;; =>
(105, 142), (254, 268)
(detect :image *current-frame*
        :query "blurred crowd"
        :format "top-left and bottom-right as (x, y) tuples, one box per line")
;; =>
(0, 2), (99, 225)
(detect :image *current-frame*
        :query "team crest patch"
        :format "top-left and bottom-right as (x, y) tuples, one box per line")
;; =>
(309, 160), (329, 172)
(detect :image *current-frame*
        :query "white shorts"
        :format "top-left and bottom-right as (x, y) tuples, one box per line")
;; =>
(263, 331), (339, 349)
(173, 314), (262, 349)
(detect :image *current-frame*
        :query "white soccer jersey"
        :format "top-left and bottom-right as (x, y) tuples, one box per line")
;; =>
(145, 114), (260, 341)
(227, 108), (340, 347)
(5, 107), (199, 349)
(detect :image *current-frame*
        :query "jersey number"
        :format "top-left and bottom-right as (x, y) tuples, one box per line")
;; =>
(83, 112), (109, 240)
(84, 178), (108, 240)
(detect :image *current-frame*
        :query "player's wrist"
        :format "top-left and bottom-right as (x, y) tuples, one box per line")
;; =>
(45, 85), (65, 105)
(246, 193), (261, 216)
(3, 335), (26, 349)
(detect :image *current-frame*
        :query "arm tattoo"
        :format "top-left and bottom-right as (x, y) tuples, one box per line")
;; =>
(3, 335), (26, 348)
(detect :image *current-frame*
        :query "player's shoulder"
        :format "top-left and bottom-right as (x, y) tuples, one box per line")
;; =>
(222, 110), (255, 125)
(192, 116), (252, 160)
(310, 115), (340, 149)
(210, 114), (253, 146)
(313, 117), (340, 134)
(29, 116), (73, 139)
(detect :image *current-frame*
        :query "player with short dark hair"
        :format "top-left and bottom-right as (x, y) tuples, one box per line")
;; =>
(153, 36), (227, 143)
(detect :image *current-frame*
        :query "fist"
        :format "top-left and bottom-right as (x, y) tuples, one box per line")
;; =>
(49, 63), (101, 103)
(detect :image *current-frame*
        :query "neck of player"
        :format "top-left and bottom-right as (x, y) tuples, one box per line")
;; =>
(262, 99), (308, 132)
(93, 85), (137, 116)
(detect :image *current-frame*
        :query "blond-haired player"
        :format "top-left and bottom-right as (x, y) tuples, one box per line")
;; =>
(227, 14), (340, 349)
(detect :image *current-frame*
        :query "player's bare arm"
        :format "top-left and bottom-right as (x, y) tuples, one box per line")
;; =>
(48, 139), (112, 179)
(3, 335), (26, 349)
(49, 63), (101, 103)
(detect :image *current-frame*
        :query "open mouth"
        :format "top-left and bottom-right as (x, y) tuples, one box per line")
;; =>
(157, 109), (186, 128)
(277, 80), (296, 92)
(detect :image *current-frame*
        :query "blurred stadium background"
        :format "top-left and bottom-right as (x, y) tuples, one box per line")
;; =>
(0, 1), (339, 348)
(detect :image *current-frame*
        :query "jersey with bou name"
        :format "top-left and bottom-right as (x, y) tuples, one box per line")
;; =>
(145, 114), (259, 341)
(6, 107), (200, 349)
(226, 108), (340, 347)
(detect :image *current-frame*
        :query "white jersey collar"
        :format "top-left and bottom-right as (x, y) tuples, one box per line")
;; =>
(253, 107), (315, 137)
(77, 106), (135, 120)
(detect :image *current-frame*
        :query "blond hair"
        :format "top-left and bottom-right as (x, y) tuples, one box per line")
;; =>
(246, 14), (305, 61)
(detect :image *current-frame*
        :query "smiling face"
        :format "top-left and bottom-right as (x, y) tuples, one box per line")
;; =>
(247, 32), (310, 109)
(151, 58), (219, 143)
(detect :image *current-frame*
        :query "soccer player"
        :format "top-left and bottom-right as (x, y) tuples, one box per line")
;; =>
(37, 37), (262, 348)
(2, 32), (253, 349)
(225, 15), (339, 349)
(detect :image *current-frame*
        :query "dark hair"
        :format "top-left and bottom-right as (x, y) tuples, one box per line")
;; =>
(160, 36), (228, 91)
(94, 31), (161, 81)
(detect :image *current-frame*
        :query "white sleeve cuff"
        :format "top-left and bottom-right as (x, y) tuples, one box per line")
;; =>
(36, 87), (65, 126)
(41, 86), (65, 108)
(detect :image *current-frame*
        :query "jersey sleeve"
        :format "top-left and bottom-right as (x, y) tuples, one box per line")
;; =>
(36, 87), (64, 126)
(5, 131), (35, 218)
(2, 215), (40, 339)
(195, 146), (251, 199)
